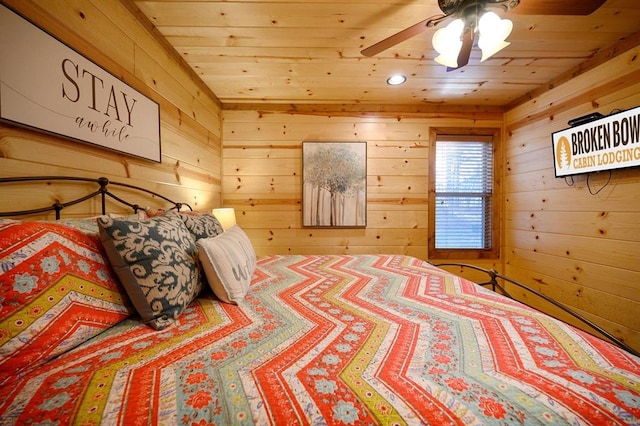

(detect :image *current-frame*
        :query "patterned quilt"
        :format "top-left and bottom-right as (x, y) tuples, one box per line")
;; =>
(1, 254), (639, 425)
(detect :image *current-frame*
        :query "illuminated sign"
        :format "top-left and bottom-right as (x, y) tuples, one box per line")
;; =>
(552, 106), (640, 177)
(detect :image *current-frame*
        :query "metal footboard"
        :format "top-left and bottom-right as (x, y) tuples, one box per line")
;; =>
(431, 262), (640, 358)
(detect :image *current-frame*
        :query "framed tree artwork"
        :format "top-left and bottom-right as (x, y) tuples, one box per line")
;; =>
(302, 141), (367, 228)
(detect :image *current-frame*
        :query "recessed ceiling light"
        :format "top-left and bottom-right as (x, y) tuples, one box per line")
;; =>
(386, 74), (407, 86)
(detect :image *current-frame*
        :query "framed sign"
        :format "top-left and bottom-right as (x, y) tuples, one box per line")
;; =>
(0, 4), (161, 162)
(552, 105), (640, 177)
(302, 141), (367, 228)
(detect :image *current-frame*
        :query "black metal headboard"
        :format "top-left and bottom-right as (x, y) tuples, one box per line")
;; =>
(0, 176), (192, 219)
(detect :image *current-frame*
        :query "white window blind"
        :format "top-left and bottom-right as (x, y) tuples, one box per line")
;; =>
(435, 138), (493, 249)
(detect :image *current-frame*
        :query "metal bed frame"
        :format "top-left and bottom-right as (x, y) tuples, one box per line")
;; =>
(431, 262), (640, 357)
(0, 176), (191, 219)
(0, 176), (636, 357)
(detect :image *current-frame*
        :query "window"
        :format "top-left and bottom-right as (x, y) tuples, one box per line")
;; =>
(428, 128), (500, 259)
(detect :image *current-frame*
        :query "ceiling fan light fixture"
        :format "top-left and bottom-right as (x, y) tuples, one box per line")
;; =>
(432, 18), (464, 68)
(479, 39), (511, 61)
(478, 11), (513, 61)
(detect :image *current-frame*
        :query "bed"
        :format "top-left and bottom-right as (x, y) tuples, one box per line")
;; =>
(1, 176), (639, 425)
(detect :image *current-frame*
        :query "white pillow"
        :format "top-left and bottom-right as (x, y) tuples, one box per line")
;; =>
(197, 225), (256, 304)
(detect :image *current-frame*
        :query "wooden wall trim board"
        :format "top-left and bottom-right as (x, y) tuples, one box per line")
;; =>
(222, 102), (505, 119)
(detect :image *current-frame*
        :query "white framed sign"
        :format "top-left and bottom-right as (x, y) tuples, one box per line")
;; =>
(551, 105), (640, 177)
(0, 4), (161, 162)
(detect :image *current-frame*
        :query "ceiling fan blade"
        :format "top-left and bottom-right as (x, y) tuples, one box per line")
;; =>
(508, 0), (606, 15)
(361, 14), (446, 57)
(446, 28), (474, 72)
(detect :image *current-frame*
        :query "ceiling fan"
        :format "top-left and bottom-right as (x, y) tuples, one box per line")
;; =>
(361, 0), (607, 70)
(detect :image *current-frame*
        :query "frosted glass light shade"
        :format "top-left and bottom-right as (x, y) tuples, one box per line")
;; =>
(432, 18), (464, 68)
(478, 12), (513, 62)
(212, 208), (237, 231)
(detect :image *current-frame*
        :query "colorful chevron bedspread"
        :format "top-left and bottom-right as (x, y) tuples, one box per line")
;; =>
(1, 254), (639, 425)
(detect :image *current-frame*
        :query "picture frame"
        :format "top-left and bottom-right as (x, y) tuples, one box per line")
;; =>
(302, 141), (367, 228)
(0, 4), (161, 162)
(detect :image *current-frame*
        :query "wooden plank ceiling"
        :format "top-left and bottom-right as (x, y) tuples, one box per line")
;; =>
(132, 0), (640, 107)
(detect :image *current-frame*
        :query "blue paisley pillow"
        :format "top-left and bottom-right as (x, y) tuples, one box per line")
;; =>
(179, 212), (224, 241)
(97, 211), (202, 330)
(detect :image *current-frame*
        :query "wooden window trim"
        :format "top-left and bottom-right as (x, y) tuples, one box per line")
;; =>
(428, 127), (502, 260)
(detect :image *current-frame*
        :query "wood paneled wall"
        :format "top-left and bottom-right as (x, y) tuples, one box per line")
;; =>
(222, 108), (503, 278)
(0, 0), (222, 216)
(504, 44), (640, 350)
